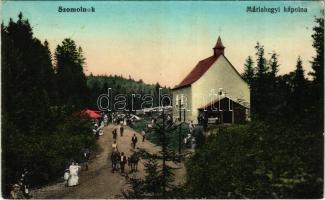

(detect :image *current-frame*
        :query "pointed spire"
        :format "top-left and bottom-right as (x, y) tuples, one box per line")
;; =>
(213, 36), (225, 56)
(215, 36), (225, 48)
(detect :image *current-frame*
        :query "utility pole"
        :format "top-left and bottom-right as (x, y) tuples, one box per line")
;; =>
(218, 88), (223, 134)
(178, 99), (182, 122)
(162, 108), (166, 198)
(183, 107), (186, 122)
(178, 99), (182, 154)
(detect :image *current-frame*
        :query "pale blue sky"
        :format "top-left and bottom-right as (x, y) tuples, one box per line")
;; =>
(1, 1), (323, 86)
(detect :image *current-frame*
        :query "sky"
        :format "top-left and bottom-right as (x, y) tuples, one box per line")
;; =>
(1, 1), (323, 87)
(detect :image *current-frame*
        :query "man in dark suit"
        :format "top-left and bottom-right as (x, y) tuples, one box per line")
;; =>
(131, 134), (138, 149)
(120, 152), (127, 174)
(112, 128), (117, 140)
(120, 125), (124, 137)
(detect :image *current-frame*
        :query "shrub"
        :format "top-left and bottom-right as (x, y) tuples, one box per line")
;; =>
(2, 112), (97, 196)
(185, 120), (323, 198)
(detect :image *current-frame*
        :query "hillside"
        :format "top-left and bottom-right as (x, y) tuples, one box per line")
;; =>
(87, 74), (172, 110)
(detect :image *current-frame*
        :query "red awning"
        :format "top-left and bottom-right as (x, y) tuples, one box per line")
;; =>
(80, 109), (101, 119)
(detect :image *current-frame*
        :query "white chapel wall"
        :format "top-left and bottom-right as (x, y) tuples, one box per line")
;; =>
(191, 55), (250, 121)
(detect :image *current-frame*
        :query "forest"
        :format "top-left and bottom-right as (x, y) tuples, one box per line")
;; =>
(1, 13), (169, 197)
(87, 74), (171, 110)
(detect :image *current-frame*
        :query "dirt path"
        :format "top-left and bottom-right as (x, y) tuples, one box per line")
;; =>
(30, 124), (186, 199)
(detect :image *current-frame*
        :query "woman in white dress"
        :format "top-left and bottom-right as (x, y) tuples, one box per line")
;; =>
(68, 162), (81, 186)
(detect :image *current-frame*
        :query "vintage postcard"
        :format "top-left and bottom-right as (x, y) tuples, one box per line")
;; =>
(1, 0), (324, 199)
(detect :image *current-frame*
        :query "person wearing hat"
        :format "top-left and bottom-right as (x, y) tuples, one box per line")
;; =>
(10, 184), (23, 199)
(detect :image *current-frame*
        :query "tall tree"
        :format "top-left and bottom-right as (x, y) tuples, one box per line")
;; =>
(269, 52), (279, 79)
(124, 112), (176, 198)
(251, 43), (269, 117)
(309, 18), (324, 88)
(290, 57), (306, 113)
(292, 57), (306, 89)
(305, 18), (324, 193)
(255, 43), (269, 78)
(2, 12), (54, 132)
(309, 17), (324, 129)
(242, 56), (255, 85)
(143, 158), (164, 198)
(55, 38), (89, 109)
(267, 52), (281, 114)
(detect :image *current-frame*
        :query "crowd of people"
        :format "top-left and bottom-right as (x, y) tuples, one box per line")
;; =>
(111, 112), (141, 127)
(109, 121), (142, 175)
(10, 111), (199, 198)
(10, 169), (31, 199)
(92, 115), (107, 139)
(60, 112), (141, 187)
(110, 150), (140, 174)
(61, 112), (108, 189)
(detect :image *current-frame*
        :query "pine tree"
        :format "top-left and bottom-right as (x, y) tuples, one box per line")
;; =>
(266, 52), (281, 115)
(55, 38), (89, 109)
(309, 18), (324, 87)
(124, 111), (176, 198)
(2, 13), (54, 131)
(155, 111), (176, 198)
(255, 43), (269, 78)
(305, 19), (324, 195)
(143, 158), (163, 198)
(122, 176), (145, 198)
(293, 57), (305, 89)
(269, 52), (279, 78)
(242, 56), (255, 85)
(309, 17), (324, 130)
(251, 42), (269, 117)
(290, 57), (306, 113)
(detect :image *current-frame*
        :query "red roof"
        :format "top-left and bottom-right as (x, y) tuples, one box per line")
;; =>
(173, 37), (227, 90)
(173, 54), (221, 89)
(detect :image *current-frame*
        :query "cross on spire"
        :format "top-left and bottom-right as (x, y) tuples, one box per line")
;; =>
(218, 27), (222, 34)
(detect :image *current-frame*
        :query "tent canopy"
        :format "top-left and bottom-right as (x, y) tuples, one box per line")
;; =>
(80, 109), (101, 119)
